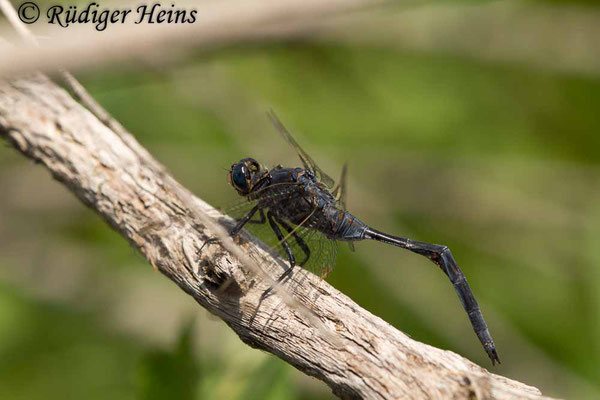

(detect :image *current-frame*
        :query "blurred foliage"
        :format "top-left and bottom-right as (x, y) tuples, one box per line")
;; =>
(136, 320), (199, 400)
(2, 1), (600, 400)
(0, 284), (139, 400)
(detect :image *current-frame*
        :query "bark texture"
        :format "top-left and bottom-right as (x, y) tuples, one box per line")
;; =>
(0, 75), (554, 400)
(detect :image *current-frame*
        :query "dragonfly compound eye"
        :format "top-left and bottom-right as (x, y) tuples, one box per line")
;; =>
(230, 163), (250, 193)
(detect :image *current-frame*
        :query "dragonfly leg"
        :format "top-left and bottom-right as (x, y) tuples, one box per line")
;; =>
(364, 227), (500, 365)
(275, 217), (310, 267)
(199, 207), (264, 257)
(199, 237), (219, 251)
(230, 205), (260, 236)
(267, 211), (296, 270)
(259, 211), (297, 300)
(247, 208), (266, 224)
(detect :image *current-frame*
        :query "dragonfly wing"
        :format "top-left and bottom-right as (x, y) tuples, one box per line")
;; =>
(267, 110), (336, 188)
(221, 183), (301, 222)
(332, 162), (348, 210)
(270, 222), (338, 279)
(332, 163), (355, 251)
(220, 182), (311, 248)
(217, 184), (300, 251)
(221, 189), (337, 279)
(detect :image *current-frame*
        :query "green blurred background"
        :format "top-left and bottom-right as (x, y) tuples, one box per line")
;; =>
(1, 0), (600, 399)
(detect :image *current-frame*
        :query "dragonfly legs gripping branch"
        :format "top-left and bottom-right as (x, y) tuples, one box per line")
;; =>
(229, 205), (309, 286)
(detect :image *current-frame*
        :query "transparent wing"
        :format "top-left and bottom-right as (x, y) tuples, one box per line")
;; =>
(220, 185), (337, 279)
(267, 110), (336, 188)
(221, 183), (302, 223)
(244, 214), (337, 279)
(277, 222), (338, 278)
(332, 162), (348, 210)
(331, 163), (354, 251)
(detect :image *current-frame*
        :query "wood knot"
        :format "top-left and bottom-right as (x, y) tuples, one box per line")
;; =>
(198, 258), (242, 296)
(461, 376), (477, 400)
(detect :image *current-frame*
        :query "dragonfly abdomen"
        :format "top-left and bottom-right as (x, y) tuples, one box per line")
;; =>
(322, 208), (368, 241)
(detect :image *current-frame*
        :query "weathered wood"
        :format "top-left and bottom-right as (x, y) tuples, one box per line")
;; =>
(0, 0), (381, 77)
(0, 75), (553, 400)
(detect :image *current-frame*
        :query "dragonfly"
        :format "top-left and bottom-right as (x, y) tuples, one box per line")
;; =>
(222, 111), (499, 365)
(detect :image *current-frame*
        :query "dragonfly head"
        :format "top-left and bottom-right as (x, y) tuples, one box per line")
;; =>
(228, 157), (260, 195)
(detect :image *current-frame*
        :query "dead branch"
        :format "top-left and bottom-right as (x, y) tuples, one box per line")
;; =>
(0, 0), (380, 77)
(0, 74), (556, 399)
(1, 1), (600, 78)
